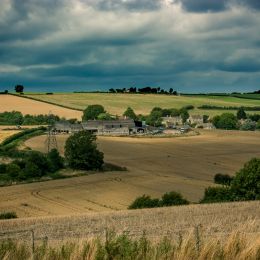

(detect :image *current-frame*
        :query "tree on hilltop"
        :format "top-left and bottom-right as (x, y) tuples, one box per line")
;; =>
(15, 85), (24, 93)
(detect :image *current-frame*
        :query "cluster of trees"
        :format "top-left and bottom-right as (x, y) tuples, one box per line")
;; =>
(128, 191), (189, 209)
(0, 111), (61, 125)
(212, 108), (260, 130)
(145, 106), (192, 127)
(0, 149), (63, 182)
(109, 87), (178, 95)
(0, 129), (105, 183)
(82, 105), (113, 121)
(82, 104), (194, 127)
(201, 158), (260, 203)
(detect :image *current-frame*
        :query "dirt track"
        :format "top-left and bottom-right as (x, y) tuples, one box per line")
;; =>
(0, 130), (259, 218)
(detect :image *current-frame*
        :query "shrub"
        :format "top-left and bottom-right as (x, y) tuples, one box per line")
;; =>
(160, 191), (189, 206)
(128, 195), (159, 209)
(240, 119), (256, 131)
(129, 191), (189, 209)
(214, 173), (233, 186)
(200, 186), (233, 203)
(24, 151), (50, 177)
(6, 163), (20, 180)
(257, 120), (260, 130)
(65, 131), (104, 170)
(47, 149), (64, 172)
(0, 164), (6, 174)
(21, 161), (40, 179)
(0, 211), (17, 219)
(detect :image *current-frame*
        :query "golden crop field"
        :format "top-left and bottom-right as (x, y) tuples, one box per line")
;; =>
(0, 129), (20, 143)
(0, 95), (82, 119)
(25, 93), (260, 116)
(0, 130), (259, 218)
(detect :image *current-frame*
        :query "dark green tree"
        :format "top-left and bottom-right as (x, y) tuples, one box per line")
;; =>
(231, 158), (260, 200)
(82, 105), (105, 121)
(15, 85), (24, 93)
(237, 107), (247, 120)
(47, 149), (64, 172)
(146, 110), (162, 127)
(212, 113), (238, 130)
(65, 131), (104, 170)
(179, 109), (189, 124)
(123, 107), (137, 120)
(97, 113), (113, 120)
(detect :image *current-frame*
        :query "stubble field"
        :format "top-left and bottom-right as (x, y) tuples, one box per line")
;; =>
(0, 130), (259, 218)
(0, 95), (82, 119)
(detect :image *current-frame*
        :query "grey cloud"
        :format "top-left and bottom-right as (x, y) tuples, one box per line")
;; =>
(0, 0), (260, 93)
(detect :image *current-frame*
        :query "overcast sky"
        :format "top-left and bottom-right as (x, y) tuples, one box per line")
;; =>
(0, 0), (260, 92)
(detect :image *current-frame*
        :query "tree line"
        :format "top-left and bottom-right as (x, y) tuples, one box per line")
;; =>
(108, 86), (178, 95)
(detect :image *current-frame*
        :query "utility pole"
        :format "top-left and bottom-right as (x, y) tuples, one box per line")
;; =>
(45, 111), (58, 153)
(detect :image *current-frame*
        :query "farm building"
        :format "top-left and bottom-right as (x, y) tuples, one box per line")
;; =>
(82, 119), (136, 135)
(162, 116), (183, 128)
(188, 115), (204, 125)
(53, 119), (145, 136)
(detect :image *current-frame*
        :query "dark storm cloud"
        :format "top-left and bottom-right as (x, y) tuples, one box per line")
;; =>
(0, 0), (260, 92)
(177, 0), (228, 13)
(177, 0), (260, 12)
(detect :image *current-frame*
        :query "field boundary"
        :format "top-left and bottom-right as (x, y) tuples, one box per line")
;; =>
(8, 93), (83, 112)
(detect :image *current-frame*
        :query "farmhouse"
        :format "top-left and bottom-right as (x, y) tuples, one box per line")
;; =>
(82, 119), (136, 135)
(162, 116), (183, 128)
(188, 115), (203, 125)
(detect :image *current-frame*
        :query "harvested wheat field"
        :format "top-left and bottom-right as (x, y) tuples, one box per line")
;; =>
(0, 95), (82, 119)
(0, 129), (21, 143)
(0, 201), (259, 244)
(0, 130), (259, 218)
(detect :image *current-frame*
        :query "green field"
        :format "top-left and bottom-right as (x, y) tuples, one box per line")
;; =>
(24, 93), (260, 117)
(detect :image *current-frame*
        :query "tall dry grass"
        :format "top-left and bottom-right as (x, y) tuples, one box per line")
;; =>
(0, 229), (259, 260)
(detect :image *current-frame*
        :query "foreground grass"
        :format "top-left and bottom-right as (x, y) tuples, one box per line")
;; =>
(24, 93), (260, 117)
(0, 229), (259, 260)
